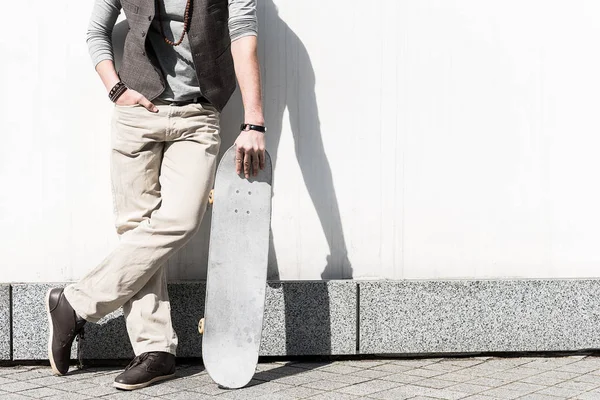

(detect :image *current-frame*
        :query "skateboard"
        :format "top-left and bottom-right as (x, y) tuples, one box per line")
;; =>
(199, 144), (273, 389)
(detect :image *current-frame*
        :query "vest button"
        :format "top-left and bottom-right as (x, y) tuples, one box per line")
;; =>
(148, 15), (152, 21)
(142, 51), (146, 56)
(141, 31), (145, 37)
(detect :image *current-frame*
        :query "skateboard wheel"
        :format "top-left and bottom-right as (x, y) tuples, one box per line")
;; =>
(198, 318), (205, 334)
(208, 189), (214, 205)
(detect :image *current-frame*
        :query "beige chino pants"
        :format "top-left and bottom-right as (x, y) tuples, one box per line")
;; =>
(64, 99), (221, 356)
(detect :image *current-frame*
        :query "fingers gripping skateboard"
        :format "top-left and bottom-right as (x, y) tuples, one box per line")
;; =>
(198, 318), (205, 335)
(208, 189), (214, 206)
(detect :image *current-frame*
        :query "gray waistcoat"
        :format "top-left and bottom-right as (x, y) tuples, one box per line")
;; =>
(118, 0), (235, 111)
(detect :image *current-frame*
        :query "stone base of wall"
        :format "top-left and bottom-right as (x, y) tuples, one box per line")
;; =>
(2, 280), (600, 361)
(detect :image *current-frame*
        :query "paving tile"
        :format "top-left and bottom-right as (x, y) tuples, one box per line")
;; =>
(557, 361), (600, 374)
(481, 371), (529, 382)
(525, 357), (585, 370)
(0, 393), (34, 400)
(445, 358), (491, 368)
(0, 376), (16, 386)
(574, 388), (600, 400)
(314, 372), (370, 385)
(0, 380), (42, 392)
(284, 362), (331, 370)
(0, 369), (24, 377)
(135, 381), (183, 397)
(503, 366), (545, 377)
(444, 382), (491, 395)
(518, 394), (564, 400)
(342, 360), (390, 369)
(423, 363), (468, 373)
(301, 379), (350, 391)
(161, 391), (213, 399)
(456, 367), (498, 378)
(370, 363), (413, 374)
(479, 387), (523, 399)
(162, 376), (207, 390)
(24, 391), (94, 400)
(404, 368), (447, 378)
(217, 382), (293, 399)
(390, 359), (440, 368)
(350, 369), (394, 379)
(554, 378), (600, 392)
(435, 372), (477, 383)
(17, 387), (67, 398)
(467, 376), (512, 387)
(379, 372), (427, 384)
(518, 370), (577, 386)
(98, 393), (156, 400)
(26, 375), (70, 386)
(571, 373), (600, 385)
(535, 384), (590, 397)
(48, 380), (97, 392)
(498, 381), (547, 393)
(334, 379), (403, 396)
(2, 357), (600, 400)
(75, 384), (120, 397)
(252, 385), (324, 399)
(262, 372), (319, 386)
(369, 384), (467, 400)
(5, 368), (51, 381)
(407, 397), (449, 400)
(411, 378), (459, 389)
(192, 382), (233, 396)
(318, 364), (363, 375)
(306, 393), (360, 400)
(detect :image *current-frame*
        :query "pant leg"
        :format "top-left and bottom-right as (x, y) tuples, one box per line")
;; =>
(123, 266), (177, 355)
(104, 102), (178, 355)
(64, 102), (220, 328)
(123, 103), (221, 356)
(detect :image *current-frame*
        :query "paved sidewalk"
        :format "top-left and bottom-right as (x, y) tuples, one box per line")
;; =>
(2, 355), (600, 399)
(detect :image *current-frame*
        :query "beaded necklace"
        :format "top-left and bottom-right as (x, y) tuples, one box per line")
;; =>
(155, 0), (192, 46)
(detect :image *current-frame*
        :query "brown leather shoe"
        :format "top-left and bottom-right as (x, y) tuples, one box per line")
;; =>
(45, 288), (86, 375)
(114, 352), (176, 390)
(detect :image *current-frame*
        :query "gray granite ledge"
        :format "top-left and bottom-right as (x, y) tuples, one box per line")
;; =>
(9, 279), (600, 361)
(359, 279), (600, 354)
(9, 281), (357, 360)
(0, 285), (9, 360)
(12, 283), (79, 360)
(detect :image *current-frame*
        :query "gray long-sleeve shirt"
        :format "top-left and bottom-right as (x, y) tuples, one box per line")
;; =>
(87, 0), (257, 101)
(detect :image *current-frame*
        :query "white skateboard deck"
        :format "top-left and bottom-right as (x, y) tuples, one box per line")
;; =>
(201, 144), (273, 389)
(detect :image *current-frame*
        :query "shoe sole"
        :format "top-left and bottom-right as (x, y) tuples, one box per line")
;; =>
(113, 373), (176, 390)
(45, 288), (64, 376)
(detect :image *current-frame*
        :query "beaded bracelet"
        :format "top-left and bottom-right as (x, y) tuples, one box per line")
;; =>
(108, 81), (128, 103)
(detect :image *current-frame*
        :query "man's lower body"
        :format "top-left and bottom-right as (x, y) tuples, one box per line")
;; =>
(46, 98), (221, 389)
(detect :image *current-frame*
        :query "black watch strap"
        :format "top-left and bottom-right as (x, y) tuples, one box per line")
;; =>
(240, 123), (267, 133)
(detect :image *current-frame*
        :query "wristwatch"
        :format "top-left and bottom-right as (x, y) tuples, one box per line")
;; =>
(240, 123), (267, 133)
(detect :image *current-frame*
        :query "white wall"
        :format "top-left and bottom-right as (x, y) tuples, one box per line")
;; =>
(1, 0), (600, 282)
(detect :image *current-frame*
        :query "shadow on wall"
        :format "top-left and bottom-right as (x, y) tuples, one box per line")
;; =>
(110, 0), (351, 355)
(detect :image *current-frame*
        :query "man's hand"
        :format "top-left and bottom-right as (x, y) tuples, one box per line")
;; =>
(234, 130), (265, 178)
(115, 89), (159, 113)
